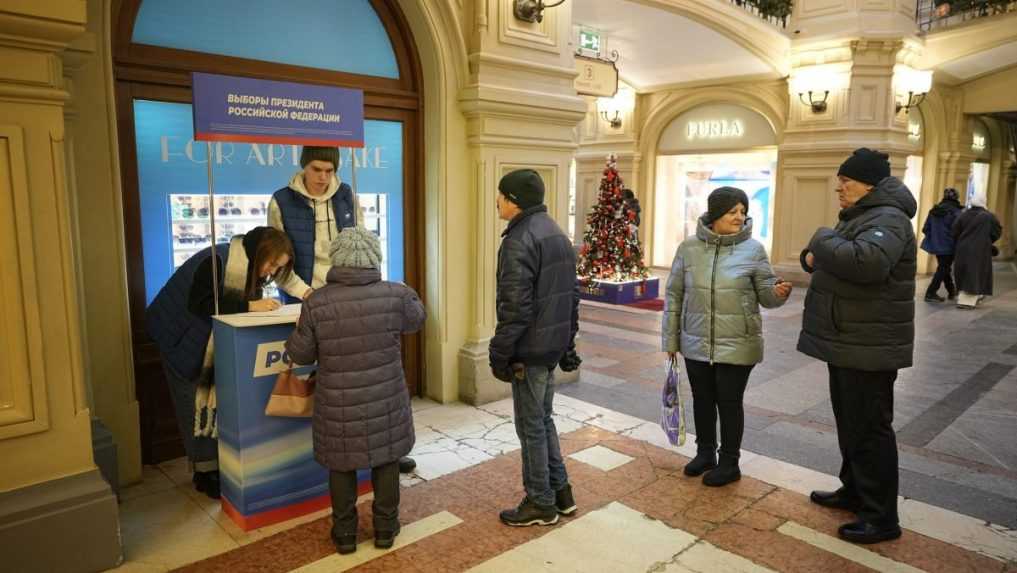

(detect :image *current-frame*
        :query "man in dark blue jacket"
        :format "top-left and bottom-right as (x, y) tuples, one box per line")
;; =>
(920, 188), (962, 302)
(799, 148), (916, 545)
(490, 169), (581, 527)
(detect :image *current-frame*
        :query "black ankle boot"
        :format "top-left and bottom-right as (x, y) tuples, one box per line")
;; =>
(683, 449), (718, 477)
(702, 455), (740, 487)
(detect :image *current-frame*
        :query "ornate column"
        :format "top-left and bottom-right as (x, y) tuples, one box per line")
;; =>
(456, 0), (586, 404)
(0, 2), (121, 571)
(773, 38), (919, 281)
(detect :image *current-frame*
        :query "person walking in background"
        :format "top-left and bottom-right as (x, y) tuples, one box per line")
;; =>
(146, 227), (294, 499)
(798, 148), (916, 544)
(952, 196), (1002, 309)
(286, 227), (426, 555)
(490, 169), (582, 527)
(920, 188), (962, 302)
(662, 187), (791, 488)
(622, 188), (641, 227)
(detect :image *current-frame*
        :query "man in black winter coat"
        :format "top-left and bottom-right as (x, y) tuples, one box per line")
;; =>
(799, 148), (916, 545)
(490, 168), (582, 527)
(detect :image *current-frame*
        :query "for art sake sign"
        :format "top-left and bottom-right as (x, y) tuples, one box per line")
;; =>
(192, 72), (365, 147)
(135, 100), (404, 305)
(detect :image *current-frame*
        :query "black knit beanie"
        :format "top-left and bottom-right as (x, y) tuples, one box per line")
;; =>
(705, 186), (749, 225)
(300, 146), (340, 169)
(837, 148), (890, 186)
(498, 169), (545, 210)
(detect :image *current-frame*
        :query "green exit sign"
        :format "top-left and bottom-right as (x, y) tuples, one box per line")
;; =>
(579, 28), (601, 54)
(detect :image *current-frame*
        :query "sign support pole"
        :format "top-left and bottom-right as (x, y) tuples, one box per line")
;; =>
(207, 142), (220, 316)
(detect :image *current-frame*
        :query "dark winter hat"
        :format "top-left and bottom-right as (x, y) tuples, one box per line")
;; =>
(837, 148), (890, 186)
(498, 169), (545, 209)
(705, 186), (749, 225)
(300, 146), (340, 169)
(943, 187), (959, 202)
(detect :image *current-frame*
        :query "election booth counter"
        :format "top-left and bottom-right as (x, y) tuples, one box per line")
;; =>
(213, 312), (371, 530)
(191, 72), (372, 530)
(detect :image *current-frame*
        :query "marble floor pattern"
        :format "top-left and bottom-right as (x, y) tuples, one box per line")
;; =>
(561, 263), (1017, 530)
(106, 394), (1017, 572)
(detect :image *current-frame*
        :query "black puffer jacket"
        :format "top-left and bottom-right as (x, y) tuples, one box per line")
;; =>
(489, 205), (580, 372)
(797, 176), (917, 371)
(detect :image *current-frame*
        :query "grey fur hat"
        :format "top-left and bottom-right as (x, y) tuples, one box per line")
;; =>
(329, 227), (382, 269)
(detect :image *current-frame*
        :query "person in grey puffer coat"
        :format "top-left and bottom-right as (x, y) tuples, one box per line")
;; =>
(662, 187), (791, 488)
(798, 148), (916, 546)
(286, 226), (425, 555)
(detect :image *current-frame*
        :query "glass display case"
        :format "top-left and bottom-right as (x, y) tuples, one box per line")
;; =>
(170, 194), (272, 269)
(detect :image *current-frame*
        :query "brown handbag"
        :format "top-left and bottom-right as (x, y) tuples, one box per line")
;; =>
(264, 365), (316, 417)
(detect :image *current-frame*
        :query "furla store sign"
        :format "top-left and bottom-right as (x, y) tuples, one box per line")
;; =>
(686, 119), (744, 141)
(659, 103), (776, 153)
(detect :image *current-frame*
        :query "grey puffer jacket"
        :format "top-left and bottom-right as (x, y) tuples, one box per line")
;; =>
(797, 176), (917, 371)
(286, 266), (426, 472)
(662, 218), (787, 365)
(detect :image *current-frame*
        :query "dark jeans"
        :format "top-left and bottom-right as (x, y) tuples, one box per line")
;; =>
(162, 363), (218, 472)
(329, 460), (400, 537)
(512, 365), (569, 507)
(927, 254), (956, 297)
(684, 359), (754, 460)
(828, 365), (900, 526)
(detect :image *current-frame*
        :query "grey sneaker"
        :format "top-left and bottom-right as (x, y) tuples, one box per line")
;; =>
(555, 484), (577, 516)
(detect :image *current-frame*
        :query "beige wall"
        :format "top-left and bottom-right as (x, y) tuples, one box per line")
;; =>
(64, 0), (141, 486)
(0, 0), (97, 492)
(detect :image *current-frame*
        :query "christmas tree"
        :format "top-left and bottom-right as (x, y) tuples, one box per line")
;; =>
(577, 155), (650, 282)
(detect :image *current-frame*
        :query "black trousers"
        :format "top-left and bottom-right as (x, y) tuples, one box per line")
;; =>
(685, 359), (754, 460)
(927, 254), (956, 297)
(828, 365), (899, 526)
(329, 460), (400, 537)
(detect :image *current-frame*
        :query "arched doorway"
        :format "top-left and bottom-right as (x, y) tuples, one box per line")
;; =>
(113, 0), (424, 464)
(651, 103), (779, 267)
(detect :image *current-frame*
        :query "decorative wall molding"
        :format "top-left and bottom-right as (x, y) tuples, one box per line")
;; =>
(0, 124), (49, 440)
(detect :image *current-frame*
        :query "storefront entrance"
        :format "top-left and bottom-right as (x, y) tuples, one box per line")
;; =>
(651, 103), (778, 267)
(113, 0), (423, 464)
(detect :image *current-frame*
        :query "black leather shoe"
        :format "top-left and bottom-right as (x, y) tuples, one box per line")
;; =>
(398, 456), (416, 473)
(333, 534), (357, 554)
(500, 497), (559, 527)
(810, 489), (862, 512)
(374, 525), (401, 549)
(683, 450), (718, 477)
(838, 520), (902, 544)
(192, 471), (221, 500)
(555, 484), (577, 516)
(924, 293), (945, 302)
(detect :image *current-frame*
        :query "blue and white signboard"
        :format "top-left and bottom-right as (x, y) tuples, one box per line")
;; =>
(192, 72), (365, 147)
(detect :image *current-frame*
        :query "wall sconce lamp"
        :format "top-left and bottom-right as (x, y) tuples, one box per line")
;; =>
(799, 91), (829, 113)
(596, 86), (635, 130)
(514, 0), (566, 23)
(894, 65), (933, 115)
(790, 66), (844, 114)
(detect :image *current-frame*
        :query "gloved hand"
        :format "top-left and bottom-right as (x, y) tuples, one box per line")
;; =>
(559, 348), (582, 372)
(491, 363), (514, 382)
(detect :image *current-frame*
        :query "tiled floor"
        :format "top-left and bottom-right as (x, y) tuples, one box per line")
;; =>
(106, 394), (1017, 572)
(561, 263), (1017, 529)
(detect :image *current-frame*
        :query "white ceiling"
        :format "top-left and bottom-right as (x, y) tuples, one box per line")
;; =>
(571, 0), (774, 91)
(937, 40), (1017, 82)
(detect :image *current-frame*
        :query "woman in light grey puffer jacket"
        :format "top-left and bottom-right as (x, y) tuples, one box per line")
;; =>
(662, 187), (791, 487)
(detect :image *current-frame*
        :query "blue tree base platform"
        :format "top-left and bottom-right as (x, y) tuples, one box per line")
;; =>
(579, 277), (660, 304)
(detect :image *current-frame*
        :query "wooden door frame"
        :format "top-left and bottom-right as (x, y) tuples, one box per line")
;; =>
(112, 0), (425, 463)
